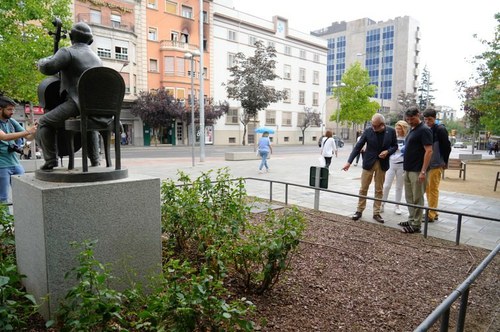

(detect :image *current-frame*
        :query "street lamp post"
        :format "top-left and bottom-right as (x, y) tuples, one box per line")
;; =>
(184, 50), (200, 167)
(332, 82), (346, 137)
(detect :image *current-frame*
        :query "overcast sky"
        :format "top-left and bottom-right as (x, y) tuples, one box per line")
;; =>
(228, 0), (498, 111)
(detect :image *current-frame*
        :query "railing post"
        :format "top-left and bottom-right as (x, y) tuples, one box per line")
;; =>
(455, 215), (463, 246)
(440, 308), (450, 332)
(269, 181), (273, 202)
(313, 167), (321, 210)
(285, 183), (288, 205)
(423, 208), (429, 238)
(456, 288), (469, 332)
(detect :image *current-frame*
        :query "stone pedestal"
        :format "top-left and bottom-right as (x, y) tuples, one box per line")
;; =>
(12, 174), (162, 320)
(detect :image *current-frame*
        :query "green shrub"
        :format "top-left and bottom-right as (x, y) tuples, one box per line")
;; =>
(232, 207), (305, 294)
(127, 259), (254, 331)
(0, 205), (37, 331)
(56, 240), (124, 331)
(161, 168), (249, 277)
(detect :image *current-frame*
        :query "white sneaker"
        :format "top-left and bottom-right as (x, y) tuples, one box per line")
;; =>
(266, 168), (270, 172)
(395, 206), (402, 215)
(258, 170), (264, 174)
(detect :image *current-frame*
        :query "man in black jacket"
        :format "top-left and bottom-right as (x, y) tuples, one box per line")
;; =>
(342, 114), (398, 223)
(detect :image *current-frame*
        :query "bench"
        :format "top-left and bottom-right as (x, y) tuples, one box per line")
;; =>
(442, 158), (466, 180)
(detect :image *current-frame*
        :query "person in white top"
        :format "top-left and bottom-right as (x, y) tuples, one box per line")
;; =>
(320, 130), (337, 169)
(381, 120), (410, 215)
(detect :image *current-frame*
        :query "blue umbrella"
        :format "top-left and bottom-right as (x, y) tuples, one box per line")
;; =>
(255, 127), (275, 134)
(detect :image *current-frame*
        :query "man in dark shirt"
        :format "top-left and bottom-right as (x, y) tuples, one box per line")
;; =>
(400, 107), (433, 233)
(342, 113), (398, 224)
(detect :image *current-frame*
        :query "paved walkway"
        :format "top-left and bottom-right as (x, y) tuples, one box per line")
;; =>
(119, 146), (500, 251)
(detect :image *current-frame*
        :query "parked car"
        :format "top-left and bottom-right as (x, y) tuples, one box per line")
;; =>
(453, 142), (467, 148)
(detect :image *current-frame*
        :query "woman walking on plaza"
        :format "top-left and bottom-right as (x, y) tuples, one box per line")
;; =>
(257, 131), (272, 173)
(381, 120), (410, 215)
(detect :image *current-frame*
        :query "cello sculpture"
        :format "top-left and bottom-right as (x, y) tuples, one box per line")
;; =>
(36, 20), (101, 171)
(37, 18), (80, 164)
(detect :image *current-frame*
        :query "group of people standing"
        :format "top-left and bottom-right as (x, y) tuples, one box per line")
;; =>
(342, 106), (450, 234)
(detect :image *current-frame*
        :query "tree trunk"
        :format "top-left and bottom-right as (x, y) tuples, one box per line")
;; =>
(302, 129), (306, 145)
(242, 125), (247, 146)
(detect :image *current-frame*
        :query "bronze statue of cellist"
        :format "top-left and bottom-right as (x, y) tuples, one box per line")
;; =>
(36, 22), (101, 171)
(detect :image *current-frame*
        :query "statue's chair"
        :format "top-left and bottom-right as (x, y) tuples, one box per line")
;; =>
(64, 67), (125, 172)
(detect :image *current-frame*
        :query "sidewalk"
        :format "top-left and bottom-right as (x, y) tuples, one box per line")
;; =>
(121, 147), (500, 251)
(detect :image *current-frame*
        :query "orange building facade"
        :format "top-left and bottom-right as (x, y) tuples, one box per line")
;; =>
(146, 0), (210, 144)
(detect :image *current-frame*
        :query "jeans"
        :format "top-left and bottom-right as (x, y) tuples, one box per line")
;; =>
(0, 165), (25, 203)
(259, 151), (269, 170)
(404, 171), (427, 228)
(382, 162), (405, 206)
(324, 156), (332, 169)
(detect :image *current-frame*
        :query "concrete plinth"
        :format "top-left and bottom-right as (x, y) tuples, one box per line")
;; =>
(12, 174), (162, 320)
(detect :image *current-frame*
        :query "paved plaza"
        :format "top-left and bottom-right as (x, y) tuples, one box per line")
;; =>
(18, 144), (500, 250)
(116, 144), (500, 251)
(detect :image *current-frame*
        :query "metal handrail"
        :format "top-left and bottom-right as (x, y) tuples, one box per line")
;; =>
(243, 177), (500, 242)
(414, 243), (500, 331)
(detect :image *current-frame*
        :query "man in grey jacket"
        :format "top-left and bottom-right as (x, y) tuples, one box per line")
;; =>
(423, 108), (451, 222)
(36, 22), (102, 170)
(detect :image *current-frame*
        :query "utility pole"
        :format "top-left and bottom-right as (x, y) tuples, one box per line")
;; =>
(199, 0), (205, 162)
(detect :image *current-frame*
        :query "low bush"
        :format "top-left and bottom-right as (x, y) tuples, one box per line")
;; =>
(0, 205), (37, 331)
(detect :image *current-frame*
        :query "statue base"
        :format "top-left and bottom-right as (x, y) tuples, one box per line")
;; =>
(12, 173), (161, 320)
(34, 166), (128, 182)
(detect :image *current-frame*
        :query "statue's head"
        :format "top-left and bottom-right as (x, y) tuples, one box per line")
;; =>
(69, 22), (93, 45)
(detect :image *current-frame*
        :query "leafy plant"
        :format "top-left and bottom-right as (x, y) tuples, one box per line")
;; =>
(56, 240), (124, 331)
(0, 205), (37, 331)
(161, 168), (249, 277)
(232, 207), (305, 294)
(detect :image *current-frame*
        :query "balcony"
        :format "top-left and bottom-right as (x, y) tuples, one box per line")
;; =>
(160, 40), (199, 53)
(76, 13), (135, 33)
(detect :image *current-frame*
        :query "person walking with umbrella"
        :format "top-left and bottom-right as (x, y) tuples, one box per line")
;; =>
(257, 131), (272, 173)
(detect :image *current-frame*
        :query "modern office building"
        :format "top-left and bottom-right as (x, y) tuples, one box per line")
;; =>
(211, 0), (328, 146)
(311, 16), (421, 139)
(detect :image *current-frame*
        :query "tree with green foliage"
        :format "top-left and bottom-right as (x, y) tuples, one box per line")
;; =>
(417, 66), (436, 111)
(225, 40), (285, 145)
(130, 88), (184, 146)
(469, 13), (500, 135)
(331, 62), (378, 128)
(297, 107), (322, 145)
(0, 0), (72, 103)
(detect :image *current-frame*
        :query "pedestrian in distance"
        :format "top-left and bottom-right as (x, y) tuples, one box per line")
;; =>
(342, 113), (398, 224)
(423, 108), (451, 222)
(0, 95), (38, 203)
(399, 106), (433, 234)
(257, 131), (272, 173)
(381, 120), (410, 215)
(320, 130), (337, 170)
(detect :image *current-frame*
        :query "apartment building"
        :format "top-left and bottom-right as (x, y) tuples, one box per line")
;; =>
(312, 16), (421, 139)
(211, 0), (328, 146)
(146, 0), (210, 146)
(73, 0), (146, 146)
